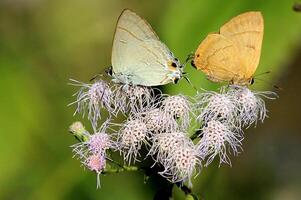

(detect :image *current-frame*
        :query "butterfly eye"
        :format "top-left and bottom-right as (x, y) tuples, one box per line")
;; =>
(191, 60), (197, 69)
(171, 62), (177, 68)
(106, 66), (113, 76)
(250, 78), (255, 85)
(175, 58), (178, 61)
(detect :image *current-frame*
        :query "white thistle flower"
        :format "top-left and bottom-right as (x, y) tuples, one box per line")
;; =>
(197, 120), (243, 166)
(69, 79), (113, 126)
(117, 118), (149, 165)
(228, 86), (277, 127)
(148, 132), (187, 164)
(149, 132), (201, 186)
(141, 108), (178, 135)
(113, 84), (159, 114)
(162, 95), (192, 129)
(161, 142), (201, 187)
(195, 90), (239, 125)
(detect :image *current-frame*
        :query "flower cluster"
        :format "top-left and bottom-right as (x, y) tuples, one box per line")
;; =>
(194, 86), (277, 166)
(149, 132), (201, 186)
(68, 77), (276, 188)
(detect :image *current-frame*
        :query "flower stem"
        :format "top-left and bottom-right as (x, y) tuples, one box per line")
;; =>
(103, 165), (139, 173)
(174, 183), (200, 200)
(190, 128), (202, 141)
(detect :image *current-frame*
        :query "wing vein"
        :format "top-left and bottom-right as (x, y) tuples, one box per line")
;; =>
(117, 26), (144, 42)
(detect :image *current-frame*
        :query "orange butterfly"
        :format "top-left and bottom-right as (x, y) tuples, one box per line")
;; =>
(192, 11), (264, 85)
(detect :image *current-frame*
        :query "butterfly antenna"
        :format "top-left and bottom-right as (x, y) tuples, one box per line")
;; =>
(184, 52), (195, 65)
(183, 75), (197, 91)
(90, 66), (113, 82)
(273, 85), (283, 90)
(254, 70), (283, 91)
(254, 71), (271, 77)
(89, 74), (101, 82)
(254, 77), (283, 91)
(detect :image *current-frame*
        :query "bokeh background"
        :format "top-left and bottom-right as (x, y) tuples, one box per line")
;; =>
(1, 0), (301, 199)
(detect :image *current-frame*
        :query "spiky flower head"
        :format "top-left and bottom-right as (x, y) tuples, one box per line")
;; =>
(228, 86), (277, 127)
(69, 121), (90, 142)
(141, 108), (178, 135)
(195, 90), (238, 125)
(160, 141), (201, 187)
(149, 132), (201, 186)
(162, 95), (192, 129)
(113, 84), (158, 114)
(72, 123), (115, 159)
(148, 132), (187, 164)
(87, 131), (113, 154)
(69, 79), (113, 126)
(117, 118), (149, 165)
(70, 121), (114, 188)
(84, 153), (106, 173)
(83, 153), (106, 188)
(197, 120), (243, 166)
(69, 121), (86, 135)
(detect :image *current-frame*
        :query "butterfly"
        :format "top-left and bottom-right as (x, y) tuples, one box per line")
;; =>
(110, 9), (183, 86)
(192, 11), (264, 85)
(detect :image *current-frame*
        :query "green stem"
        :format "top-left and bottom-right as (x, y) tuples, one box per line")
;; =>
(190, 132), (199, 140)
(190, 128), (202, 141)
(103, 166), (139, 174)
(174, 183), (199, 199)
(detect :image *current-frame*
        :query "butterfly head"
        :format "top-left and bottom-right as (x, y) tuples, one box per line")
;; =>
(105, 66), (113, 76)
(166, 56), (184, 84)
(230, 76), (254, 86)
(240, 77), (254, 85)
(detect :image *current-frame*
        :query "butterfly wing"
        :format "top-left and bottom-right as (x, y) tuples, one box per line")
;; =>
(220, 11), (264, 79)
(111, 9), (181, 86)
(194, 33), (243, 83)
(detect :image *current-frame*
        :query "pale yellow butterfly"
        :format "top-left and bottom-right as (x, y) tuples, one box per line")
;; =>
(111, 9), (183, 86)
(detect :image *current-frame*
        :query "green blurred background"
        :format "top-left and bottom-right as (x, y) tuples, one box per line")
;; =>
(1, 0), (301, 199)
